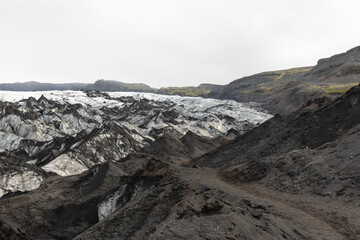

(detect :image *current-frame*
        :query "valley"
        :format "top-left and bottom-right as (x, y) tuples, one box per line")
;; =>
(1, 46), (360, 239)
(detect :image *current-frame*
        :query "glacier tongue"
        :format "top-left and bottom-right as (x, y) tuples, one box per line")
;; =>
(0, 90), (272, 197)
(0, 90), (271, 154)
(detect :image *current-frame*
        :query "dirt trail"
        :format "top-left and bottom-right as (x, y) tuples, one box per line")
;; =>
(183, 167), (360, 240)
(239, 183), (360, 240)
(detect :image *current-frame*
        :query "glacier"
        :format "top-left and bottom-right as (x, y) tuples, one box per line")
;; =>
(0, 90), (272, 198)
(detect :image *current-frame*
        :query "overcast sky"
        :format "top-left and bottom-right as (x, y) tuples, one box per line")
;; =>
(0, 0), (359, 88)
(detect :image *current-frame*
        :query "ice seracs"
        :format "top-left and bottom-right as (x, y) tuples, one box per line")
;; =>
(0, 90), (272, 198)
(0, 170), (43, 197)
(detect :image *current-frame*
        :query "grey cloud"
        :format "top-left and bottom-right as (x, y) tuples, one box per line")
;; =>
(0, 0), (359, 88)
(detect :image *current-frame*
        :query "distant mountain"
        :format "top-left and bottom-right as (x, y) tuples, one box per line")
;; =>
(0, 79), (222, 97)
(157, 84), (225, 97)
(0, 81), (88, 91)
(0, 80), (155, 93)
(90, 79), (155, 92)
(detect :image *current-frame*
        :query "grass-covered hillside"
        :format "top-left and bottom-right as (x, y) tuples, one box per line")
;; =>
(215, 46), (360, 114)
(157, 84), (224, 97)
(91, 80), (155, 92)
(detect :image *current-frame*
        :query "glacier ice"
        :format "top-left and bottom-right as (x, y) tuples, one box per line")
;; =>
(0, 170), (43, 198)
(0, 90), (273, 196)
(98, 184), (127, 221)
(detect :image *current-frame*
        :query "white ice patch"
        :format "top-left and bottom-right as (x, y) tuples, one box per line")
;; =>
(98, 184), (127, 221)
(42, 154), (89, 176)
(70, 140), (83, 150)
(0, 114), (48, 141)
(26, 160), (38, 165)
(60, 114), (96, 136)
(0, 170), (43, 198)
(0, 131), (23, 152)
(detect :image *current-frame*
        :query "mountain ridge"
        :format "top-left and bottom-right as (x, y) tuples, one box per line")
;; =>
(0, 79), (155, 93)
